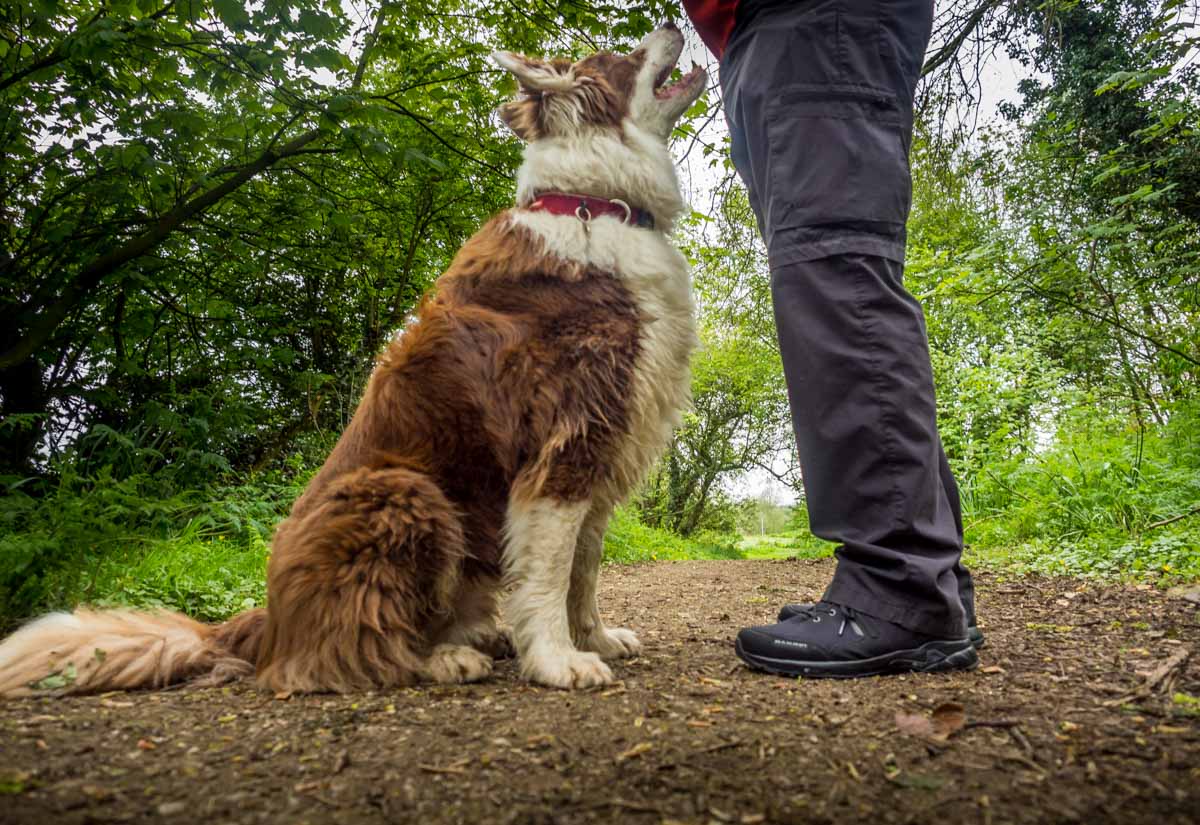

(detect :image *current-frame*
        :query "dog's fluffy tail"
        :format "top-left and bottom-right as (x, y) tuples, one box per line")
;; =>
(0, 607), (266, 698)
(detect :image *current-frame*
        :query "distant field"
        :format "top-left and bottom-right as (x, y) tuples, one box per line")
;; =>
(738, 533), (836, 560)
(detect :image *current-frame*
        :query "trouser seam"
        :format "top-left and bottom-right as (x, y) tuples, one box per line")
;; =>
(851, 259), (904, 529)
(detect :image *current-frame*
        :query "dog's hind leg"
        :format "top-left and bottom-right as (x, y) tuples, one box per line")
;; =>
(435, 576), (515, 660)
(568, 502), (642, 660)
(504, 496), (614, 688)
(256, 466), (492, 693)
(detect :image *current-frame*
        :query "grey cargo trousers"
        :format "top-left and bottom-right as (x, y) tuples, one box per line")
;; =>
(720, 0), (975, 637)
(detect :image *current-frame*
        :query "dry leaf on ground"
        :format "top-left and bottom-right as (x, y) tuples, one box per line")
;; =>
(895, 702), (967, 743)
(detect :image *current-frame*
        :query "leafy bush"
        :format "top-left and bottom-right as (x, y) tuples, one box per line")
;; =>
(962, 401), (1200, 581)
(0, 467), (301, 626)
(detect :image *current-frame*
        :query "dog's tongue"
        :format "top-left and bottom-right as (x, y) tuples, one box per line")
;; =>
(655, 63), (702, 99)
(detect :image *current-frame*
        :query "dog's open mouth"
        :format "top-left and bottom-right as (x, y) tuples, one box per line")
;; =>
(654, 62), (704, 100)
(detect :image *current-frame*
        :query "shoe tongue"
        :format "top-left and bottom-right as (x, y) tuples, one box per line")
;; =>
(790, 602), (839, 622)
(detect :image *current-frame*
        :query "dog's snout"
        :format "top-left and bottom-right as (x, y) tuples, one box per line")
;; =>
(660, 19), (679, 31)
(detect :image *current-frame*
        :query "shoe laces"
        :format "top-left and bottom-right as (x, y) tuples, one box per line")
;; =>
(789, 603), (869, 638)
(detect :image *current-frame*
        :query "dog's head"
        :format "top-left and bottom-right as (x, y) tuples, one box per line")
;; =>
(492, 24), (706, 228)
(493, 23), (706, 143)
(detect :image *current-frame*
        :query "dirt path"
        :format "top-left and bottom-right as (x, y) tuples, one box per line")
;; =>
(2, 559), (1198, 825)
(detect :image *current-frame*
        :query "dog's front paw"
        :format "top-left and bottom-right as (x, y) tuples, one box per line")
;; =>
(580, 627), (642, 660)
(423, 644), (494, 684)
(525, 649), (614, 689)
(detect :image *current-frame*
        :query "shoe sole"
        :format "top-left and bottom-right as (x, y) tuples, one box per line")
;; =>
(734, 636), (979, 679)
(776, 608), (987, 650)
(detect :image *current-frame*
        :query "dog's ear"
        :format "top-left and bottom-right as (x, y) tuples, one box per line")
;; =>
(492, 51), (577, 94)
(493, 51), (605, 141)
(493, 52), (576, 142)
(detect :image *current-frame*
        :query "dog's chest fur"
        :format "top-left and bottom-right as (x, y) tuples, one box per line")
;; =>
(512, 211), (697, 502)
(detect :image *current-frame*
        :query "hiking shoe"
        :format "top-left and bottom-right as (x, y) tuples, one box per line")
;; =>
(777, 601), (986, 649)
(736, 602), (978, 679)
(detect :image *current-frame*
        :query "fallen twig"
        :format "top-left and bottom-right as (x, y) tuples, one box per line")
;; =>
(293, 782), (339, 807)
(962, 719), (1022, 730)
(614, 742), (653, 763)
(655, 739), (744, 771)
(1009, 726), (1035, 758)
(582, 798), (664, 814)
(1105, 647), (1191, 706)
(1087, 682), (1129, 695)
(1147, 503), (1200, 530)
(1003, 753), (1047, 775)
(1142, 648), (1190, 693)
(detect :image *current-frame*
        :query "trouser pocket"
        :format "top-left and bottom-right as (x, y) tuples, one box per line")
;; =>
(764, 82), (912, 232)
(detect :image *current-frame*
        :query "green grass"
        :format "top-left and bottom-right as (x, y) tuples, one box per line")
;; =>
(738, 533), (836, 561)
(737, 521), (1200, 587)
(957, 402), (1200, 583)
(603, 506), (744, 563)
(61, 518), (1197, 629)
(961, 526), (1200, 584)
(0, 488), (742, 628)
(0, 471), (297, 627)
(4, 425), (1196, 633)
(80, 531), (270, 622)
(1, 524), (272, 628)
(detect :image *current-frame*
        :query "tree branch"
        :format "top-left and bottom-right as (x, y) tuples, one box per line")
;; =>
(1, 7), (388, 370)
(0, 2), (176, 93)
(922, 0), (1004, 78)
(374, 95), (507, 177)
(0, 127), (323, 369)
(1005, 262), (1200, 367)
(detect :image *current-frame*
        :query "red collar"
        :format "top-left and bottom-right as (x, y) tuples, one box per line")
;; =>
(526, 192), (656, 230)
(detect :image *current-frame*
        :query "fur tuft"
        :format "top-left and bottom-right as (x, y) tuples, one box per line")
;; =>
(0, 608), (259, 697)
(255, 466), (468, 693)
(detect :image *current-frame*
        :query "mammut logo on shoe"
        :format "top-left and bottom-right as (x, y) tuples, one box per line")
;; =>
(773, 639), (808, 649)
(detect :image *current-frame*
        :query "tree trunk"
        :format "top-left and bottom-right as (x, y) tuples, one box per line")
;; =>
(0, 355), (48, 475)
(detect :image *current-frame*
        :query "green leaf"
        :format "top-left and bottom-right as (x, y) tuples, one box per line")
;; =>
(326, 94), (354, 114)
(212, 0), (252, 30)
(30, 661), (76, 691)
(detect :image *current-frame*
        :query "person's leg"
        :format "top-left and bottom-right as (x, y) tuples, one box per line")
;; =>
(776, 442), (984, 646)
(720, 0), (977, 671)
(734, 251), (978, 673)
(768, 253), (964, 636)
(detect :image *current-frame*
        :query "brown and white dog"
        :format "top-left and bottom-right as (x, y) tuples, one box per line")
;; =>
(0, 24), (706, 695)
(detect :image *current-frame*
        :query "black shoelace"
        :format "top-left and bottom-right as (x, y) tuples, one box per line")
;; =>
(789, 603), (868, 638)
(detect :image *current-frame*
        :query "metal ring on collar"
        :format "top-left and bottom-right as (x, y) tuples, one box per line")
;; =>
(609, 198), (633, 224)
